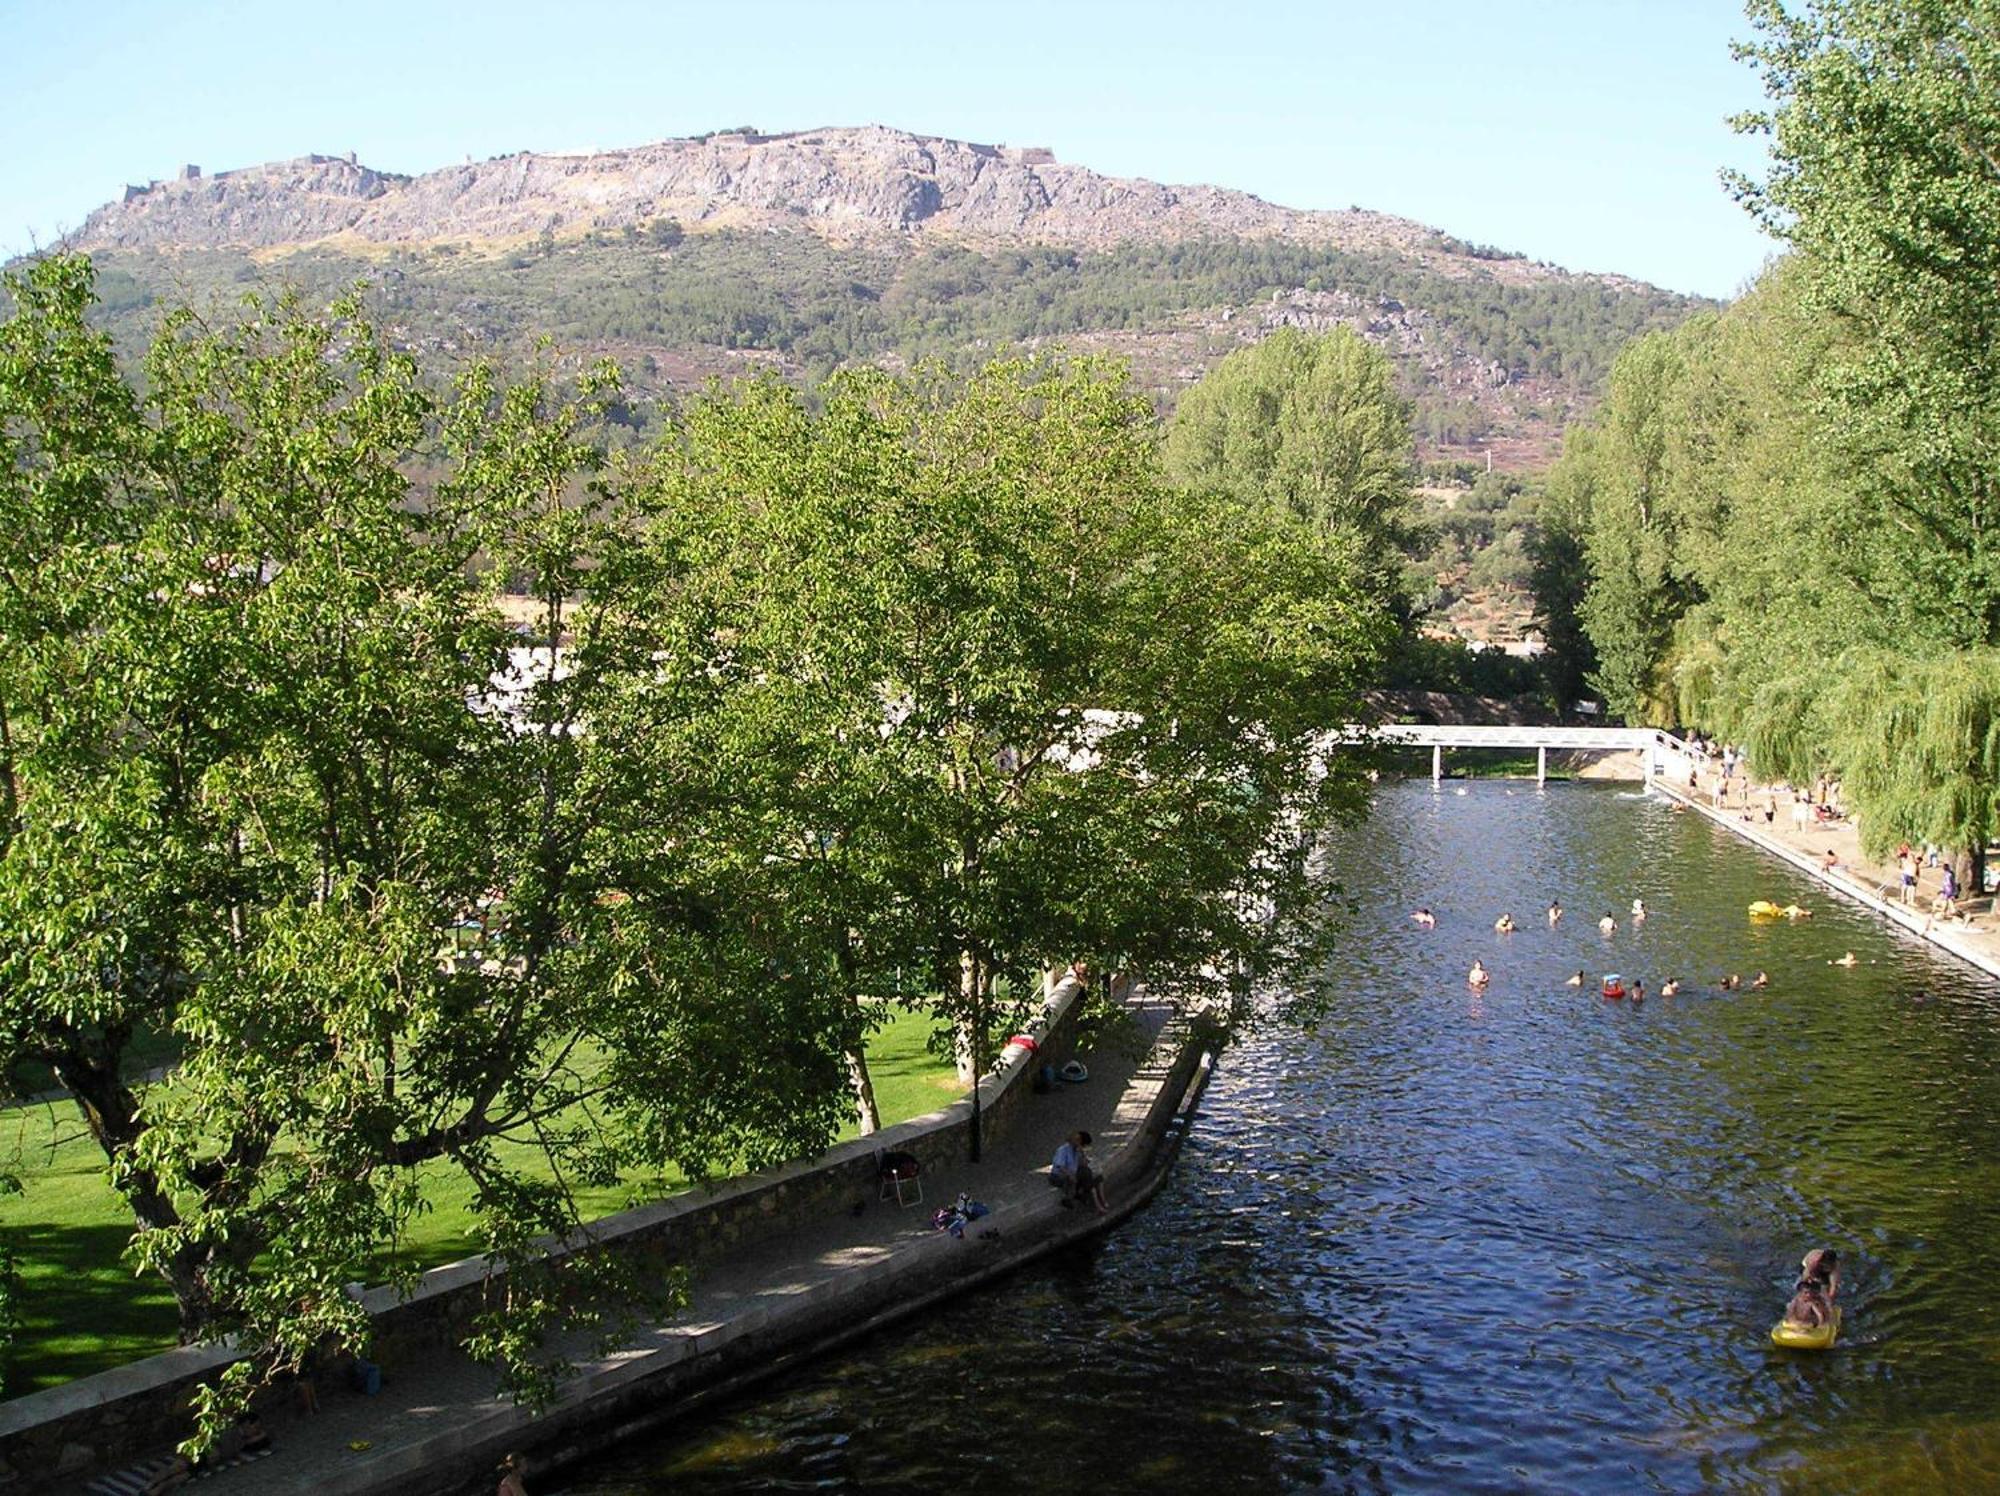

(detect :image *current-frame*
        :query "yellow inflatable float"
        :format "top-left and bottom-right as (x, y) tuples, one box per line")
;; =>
(1770, 1306), (1840, 1351)
(1749, 900), (1784, 918)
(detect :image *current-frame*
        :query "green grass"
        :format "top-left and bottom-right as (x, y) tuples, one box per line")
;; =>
(0, 1005), (961, 1395)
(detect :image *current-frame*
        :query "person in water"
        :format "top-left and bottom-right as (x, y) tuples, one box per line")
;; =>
(1548, 901), (1563, 926)
(1412, 908), (1436, 928)
(1751, 971), (1770, 989)
(1468, 960), (1490, 988)
(1494, 913), (1516, 933)
(1599, 913), (1617, 935)
(1660, 978), (1680, 996)
(1630, 978), (1646, 1003)
(1565, 970), (1584, 986)
(1631, 898), (1648, 919)
(1782, 1248), (1841, 1331)
(1832, 952), (1859, 967)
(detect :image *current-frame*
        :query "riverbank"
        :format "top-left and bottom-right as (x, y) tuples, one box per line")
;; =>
(1650, 757), (2000, 982)
(12, 985), (1211, 1496)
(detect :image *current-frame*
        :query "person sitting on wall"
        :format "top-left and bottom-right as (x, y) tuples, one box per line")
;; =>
(1050, 1130), (1089, 1206)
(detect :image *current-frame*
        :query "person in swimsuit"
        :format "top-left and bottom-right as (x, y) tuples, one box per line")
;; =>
(1412, 908), (1436, 928)
(1599, 913), (1617, 935)
(1468, 960), (1490, 988)
(1751, 971), (1770, 989)
(1494, 913), (1516, 933)
(1548, 901), (1563, 926)
(1565, 970), (1584, 986)
(1782, 1248), (1840, 1331)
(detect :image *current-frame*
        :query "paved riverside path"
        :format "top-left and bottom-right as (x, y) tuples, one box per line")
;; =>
(1650, 751), (2000, 980)
(115, 995), (1176, 1496)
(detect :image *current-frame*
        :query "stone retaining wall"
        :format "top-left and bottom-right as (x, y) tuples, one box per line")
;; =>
(0, 982), (1085, 1491)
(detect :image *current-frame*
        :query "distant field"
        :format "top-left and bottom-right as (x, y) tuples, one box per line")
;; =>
(0, 1005), (961, 1395)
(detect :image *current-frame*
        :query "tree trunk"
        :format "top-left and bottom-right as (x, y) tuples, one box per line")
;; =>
(834, 938), (880, 1134)
(57, 1055), (214, 1341)
(845, 1037), (881, 1136)
(954, 948), (980, 1087)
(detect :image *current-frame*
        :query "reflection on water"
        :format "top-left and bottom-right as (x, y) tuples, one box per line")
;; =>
(566, 782), (2000, 1494)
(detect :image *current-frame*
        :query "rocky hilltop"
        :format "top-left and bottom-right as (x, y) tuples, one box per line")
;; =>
(77, 124), (1494, 269)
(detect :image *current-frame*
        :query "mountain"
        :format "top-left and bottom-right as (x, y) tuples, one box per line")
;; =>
(50, 125), (1709, 470)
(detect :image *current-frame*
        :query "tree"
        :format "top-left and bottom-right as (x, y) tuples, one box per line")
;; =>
(1163, 326), (1416, 603)
(643, 354), (1394, 1160)
(1734, 0), (2000, 644)
(0, 257), (853, 1433)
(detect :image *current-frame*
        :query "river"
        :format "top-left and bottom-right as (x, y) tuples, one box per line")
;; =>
(564, 780), (2000, 1493)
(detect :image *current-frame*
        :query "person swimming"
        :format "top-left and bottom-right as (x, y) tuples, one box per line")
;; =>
(1631, 898), (1648, 919)
(1661, 978), (1681, 996)
(1782, 1248), (1841, 1331)
(1565, 970), (1584, 987)
(1494, 913), (1516, 933)
(1598, 913), (1617, 935)
(1412, 908), (1436, 928)
(1832, 952), (1858, 967)
(1630, 978), (1646, 1003)
(1548, 901), (1563, 926)
(1468, 960), (1490, 988)
(1751, 971), (1769, 989)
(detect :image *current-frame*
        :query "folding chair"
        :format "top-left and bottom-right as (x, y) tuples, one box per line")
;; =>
(876, 1148), (923, 1207)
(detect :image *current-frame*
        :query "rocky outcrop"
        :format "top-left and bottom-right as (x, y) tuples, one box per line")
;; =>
(71, 125), (1454, 261)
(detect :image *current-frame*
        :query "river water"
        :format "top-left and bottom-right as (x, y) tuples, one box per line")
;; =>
(566, 781), (2000, 1493)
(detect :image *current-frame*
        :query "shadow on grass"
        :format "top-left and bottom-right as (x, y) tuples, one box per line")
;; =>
(7, 1219), (180, 1396)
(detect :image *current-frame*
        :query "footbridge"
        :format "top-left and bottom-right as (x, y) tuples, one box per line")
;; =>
(1351, 724), (1686, 785)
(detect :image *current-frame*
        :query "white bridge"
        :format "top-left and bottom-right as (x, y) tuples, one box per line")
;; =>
(1340, 724), (1685, 784)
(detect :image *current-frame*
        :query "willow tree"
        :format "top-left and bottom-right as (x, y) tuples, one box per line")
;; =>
(0, 257), (852, 1430)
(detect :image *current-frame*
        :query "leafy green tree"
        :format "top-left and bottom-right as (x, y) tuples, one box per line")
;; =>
(0, 257), (852, 1432)
(1163, 328), (1416, 602)
(1734, 0), (2000, 643)
(646, 353), (1393, 1158)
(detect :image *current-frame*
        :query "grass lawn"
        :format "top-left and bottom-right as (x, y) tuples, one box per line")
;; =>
(0, 1005), (962, 1396)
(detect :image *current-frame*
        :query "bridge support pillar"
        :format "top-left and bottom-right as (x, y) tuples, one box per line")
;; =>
(1432, 744), (1442, 783)
(1537, 745), (1547, 787)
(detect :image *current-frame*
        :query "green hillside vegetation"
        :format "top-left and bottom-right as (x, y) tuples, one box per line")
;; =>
(73, 231), (1699, 430)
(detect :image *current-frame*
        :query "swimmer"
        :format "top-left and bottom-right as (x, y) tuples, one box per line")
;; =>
(1468, 960), (1490, 988)
(1412, 908), (1436, 928)
(1630, 978), (1646, 1003)
(1661, 978), (1681, 996)
(1832, 952), (1859, 967)
(1548, 900), (1563, 926)
(1494, 913), (1516, 933)
(1782, 1248), (1841, 1333)
(1631, 898), (1648, 920)
(1751, 971), (1770, 989)
(1598, 913), (1617, 935)
(1565, 970), (1584, 987)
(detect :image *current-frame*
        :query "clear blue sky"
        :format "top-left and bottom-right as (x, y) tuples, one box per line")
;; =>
(0, 0), (1778, 298)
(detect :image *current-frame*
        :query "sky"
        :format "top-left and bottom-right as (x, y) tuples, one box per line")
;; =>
(0, 0), (1779, 299)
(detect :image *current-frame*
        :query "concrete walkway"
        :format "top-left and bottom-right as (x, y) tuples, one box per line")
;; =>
(1652, 752), (2000, 981)
(85, 996), (1185, 1496)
